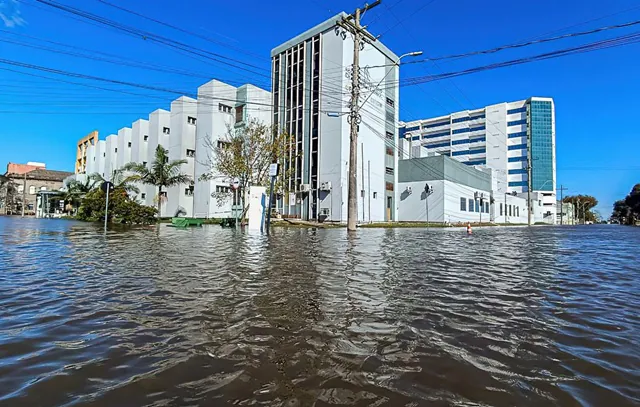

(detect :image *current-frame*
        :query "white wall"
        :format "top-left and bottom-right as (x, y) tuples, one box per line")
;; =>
(166, 96), (197, 218)
(116, 127), (132, 170)
(85, 144), (96, 176)
(104, 134), (118, 179)
(492, 193), (528, 224)
(131, 119), (149, 205)
(148, 109), (171, 217)
(95, 140), (106, 178)
(194, 80), (237, 219)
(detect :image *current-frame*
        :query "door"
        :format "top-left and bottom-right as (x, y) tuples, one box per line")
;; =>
(386, 196), (392, 221)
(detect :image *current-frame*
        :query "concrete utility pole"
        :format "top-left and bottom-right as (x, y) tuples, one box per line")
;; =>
(339, 0), (380, 231)
(21, 172), (26, 217)
(527, 132), (532, 226)
(557, 185), (568, 225)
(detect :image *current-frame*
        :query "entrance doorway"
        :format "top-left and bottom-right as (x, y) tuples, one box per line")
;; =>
(386, 196), (392, 221)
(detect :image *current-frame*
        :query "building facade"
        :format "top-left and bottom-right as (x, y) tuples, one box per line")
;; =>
(3, 164), (73, 215)
(271, 13), (400, 222)
(399, 97), (556, 223)
(75, 131), (98, 174)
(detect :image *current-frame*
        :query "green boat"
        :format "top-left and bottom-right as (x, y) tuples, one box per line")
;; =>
(170, 217), (204, 228)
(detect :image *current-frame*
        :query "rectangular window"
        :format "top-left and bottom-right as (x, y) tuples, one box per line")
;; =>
(373, 192), (377, 199)
(516, 207), (519, 217)
(186, 149), (195, 158)
(218, 103), (232, 113)
(217, 140), (229, 149)
(464, 160), (486, 165)
(386, 147), (394, 156)
(423, 130), (450, 139)
(508, 143), (527, 151)
(452, 117), (470, 123)
(468, 148), (486, 155)
(508, 131), (527, 139)
(507, 106), (527, 114)
(187, 116), (197, 125)
(500, 203), (503, 216)
(386, 97), (394, 107)
(424, 121), (448, 129)
(452, 139), (469, 145)
(460, 197), (466, 211)
(469, 198), (474, 212)
(485, 202), (489, 213)
(163, 127), (170, 134)
(508, 156), (527, 162)
(508, 181), (528, 187)
(405, 125), (420, 132)
(509, 205), (512, 216)
(426, 141), (450, 149)
(469, 136), (486, 143)
(452, 128), (469, 135)
(385, 182), (394, 191)
(507, 119), (527, 126)
(508, 168), (527, 174)
(235, 105), (244, 124)
(185, 186), (194, 196)
(144, 135), (149, 141)
(128, 142), (132, 148)
(475, 200), (480, 213)
(452, 150), (468, 156)
(115, 148), (118, 153)
(141, 193), (146, 199)
(385, 167), (394, 176)
(386, 131), (394, 139)
(143, 161), (147, 166)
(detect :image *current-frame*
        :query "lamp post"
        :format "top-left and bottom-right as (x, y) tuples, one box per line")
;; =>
(424, 183), (433, 227)
(474, 191), (484, 225)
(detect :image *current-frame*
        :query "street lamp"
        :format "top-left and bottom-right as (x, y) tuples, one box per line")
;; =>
(474, 191), (485, 225)
(424, 183), (433, 227)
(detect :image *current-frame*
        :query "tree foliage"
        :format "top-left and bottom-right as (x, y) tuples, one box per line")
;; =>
(89, 168), (140, 195)
(563, 195), (598, 223)
(124, 145), (193, 216)
(0, 174), (19, 214)
(59, 177), (98, 214)
(77, 189), (157, 224)
(200, 120), (298, 212)
(611, 183), (640, 225)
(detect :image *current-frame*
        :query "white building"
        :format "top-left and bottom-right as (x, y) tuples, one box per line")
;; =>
(193, 80), (272, 219)
(74, 79), (271, 219)
(271, 12), (400, 222)
(400, 97), (556, 224)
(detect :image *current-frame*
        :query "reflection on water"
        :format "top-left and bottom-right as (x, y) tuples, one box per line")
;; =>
(0, 218), (638, 406)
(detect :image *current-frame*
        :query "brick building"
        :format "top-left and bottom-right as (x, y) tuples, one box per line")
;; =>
(2, 163), (73, 215)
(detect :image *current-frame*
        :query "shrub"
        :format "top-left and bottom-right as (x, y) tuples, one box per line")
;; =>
(77, 189), (157, 225)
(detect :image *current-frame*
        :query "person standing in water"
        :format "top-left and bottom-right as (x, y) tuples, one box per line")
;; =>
(467, 223), (472, 234)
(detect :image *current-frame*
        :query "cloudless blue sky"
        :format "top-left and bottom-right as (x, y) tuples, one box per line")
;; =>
(1, 0), (639, 215)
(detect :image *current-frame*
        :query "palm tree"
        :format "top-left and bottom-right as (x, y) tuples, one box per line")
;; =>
(124, 145), (192, 216)
(60, 177), (98, 215)
(89, 168), (140, 195)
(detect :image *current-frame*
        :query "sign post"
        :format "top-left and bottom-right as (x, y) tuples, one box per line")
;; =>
(265, 163), (279, 234)
(101, 181), (114, 232)
(424, 183), (433, 227)
(232, 177), (240, 228)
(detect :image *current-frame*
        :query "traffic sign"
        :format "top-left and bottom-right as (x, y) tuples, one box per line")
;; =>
(232, 178), (240, 190)
(101, 181), (115, 194)
(269, 163), (279, 177)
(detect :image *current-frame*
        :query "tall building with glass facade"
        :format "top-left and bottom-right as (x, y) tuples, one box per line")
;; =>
(399, 97), (556, 223)
(271, 13), (400, 222)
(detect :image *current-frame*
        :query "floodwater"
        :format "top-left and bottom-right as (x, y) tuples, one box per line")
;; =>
(0, 218), (638, 406)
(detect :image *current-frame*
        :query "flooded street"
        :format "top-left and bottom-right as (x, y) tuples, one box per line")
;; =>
(0, 218), (638, 406)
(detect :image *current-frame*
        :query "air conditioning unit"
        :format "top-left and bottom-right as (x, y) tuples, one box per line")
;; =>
(300, 184), (311, 192)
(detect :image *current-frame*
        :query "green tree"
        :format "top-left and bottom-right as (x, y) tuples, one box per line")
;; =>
(77, 188), (157, 224)
(563, 195), (598, 223)
(89, 168), (140, 195)
(0, 174), (19, 215)
(59, 177), (98, 215)
(200, 120), (297, 216)
(611, 183), (640, 225)
(124, 145), (193, 216)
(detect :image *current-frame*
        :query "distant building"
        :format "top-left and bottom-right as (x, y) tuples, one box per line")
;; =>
(3, 163), (73, 215)
(271, 13), (400, 222)
(557, 201), (576, 225)
(399, 97), (557, 224)
(76, 131), (98, 174)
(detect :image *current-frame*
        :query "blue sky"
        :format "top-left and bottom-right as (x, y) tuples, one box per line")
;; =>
(1, 0), (639, 215)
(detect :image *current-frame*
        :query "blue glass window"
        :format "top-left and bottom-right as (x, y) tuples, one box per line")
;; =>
(508, 168), (527, 174)
(508, 131), (527, 139)
(469, 136), (486, 143)
(507, 107), (527, 114)
(468, 199), (474, 212)
(508, 143), (527, 151)
(508, 156), (527, 162)
(452, 139), (469, 145)
(465, 160), (486, 165)
(452, 128), (469, 135)
(424, 121), (448, 129)
(470, 125), (485, 132)
(423, 130), (450, 139)
(412, 136), (420, 141)
(452, 117), (470, 123)
(470, 114), (485, 120)
(452, 150), (467, 156)
(509, 181), (528, 187)
(405, 126), (420, 132)
(507, 119), (527, 126)
(460, 197), (466, 211)
(530, 100), (554, 191)
(468, 148), (486, 155)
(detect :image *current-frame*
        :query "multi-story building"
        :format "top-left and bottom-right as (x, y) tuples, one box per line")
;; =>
(271, 12), (400, 222)
(75, 131), (98, 174)
(76, 79), (271, 219)
(193, 80), (272, 219)
(399, 97), (556, 223)
(3, 162), (73, 215)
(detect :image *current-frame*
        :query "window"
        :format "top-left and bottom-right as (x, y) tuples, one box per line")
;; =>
(373, 192), (378, 199)
(128, 142), (132, 148)
(464, 160), (486, 165)
(17, 185), (24, 193)
(426, 141), (450, 149)
(475, 200), (480, 213)
(508, 181), (528, 187)
(452, 139), (469, 146)
(217, 140), (230, 149)
(219, 103), (232, 113)
(235, 105), (244, 124)
(160, 191), (167, 198)
(468, 198), (474, 212)
(385, 167), (394, 176)
(185, 186), (194, 196)
(508, 143), (527, 151)
(187, 116), (197, 125)
(144, 135), (149, 141)
(507, 119), (527, 126)
(508, 156), (527, 162)
(186, 149), (195, 158)
(509, 205), (512, 216)
(216, 185), (232, 193)
(508, 131), (527, 139)
(508, 169), (527, 174)
(386, 147), (394, 156)
(423, 130), (450, 139)
(424, 121), (448, 129)
(385, 182), (394, 191)
(516, 207), (519, 217)
(460, 197), (466, 211)
(385, 131), (394, 140)
(386, 97), (394, 107)
(103, 153), (106, 157)
(115, 148), (118, 153)
(163, 127), (170, 134)
(500, 203), (503, 216)
(29, 186), (36, 194)
(40, 186), (47, 191)
(141, 193), (146, 199)
(485, 202), (489, 213)
(507, 106), (527, 114)
(143, 161), (147, 166)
